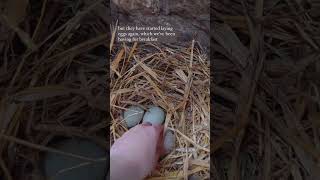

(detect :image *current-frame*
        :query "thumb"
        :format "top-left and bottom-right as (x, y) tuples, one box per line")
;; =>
(110, 124), (164, 180)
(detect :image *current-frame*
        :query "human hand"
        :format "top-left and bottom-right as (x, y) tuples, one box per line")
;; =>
(110, 123), (165, 180)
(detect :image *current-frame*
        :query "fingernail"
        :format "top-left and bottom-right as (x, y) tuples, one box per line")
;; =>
(141, 122), (152, 126)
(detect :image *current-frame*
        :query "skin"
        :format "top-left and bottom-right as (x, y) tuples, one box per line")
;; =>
(110, 123), (165, 180)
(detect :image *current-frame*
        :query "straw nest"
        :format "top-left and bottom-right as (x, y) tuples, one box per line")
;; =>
(110, 41), (210, 179)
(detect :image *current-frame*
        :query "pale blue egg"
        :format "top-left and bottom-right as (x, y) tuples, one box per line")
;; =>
(123, 106), (144, 128)
(43, 138), (107, 180)
(164, 130), (175, 154)
(188, 174), (202, 180)
(142, 106), (165, 125)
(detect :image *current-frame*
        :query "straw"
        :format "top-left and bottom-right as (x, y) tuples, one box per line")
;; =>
(110, 41), (210, 179)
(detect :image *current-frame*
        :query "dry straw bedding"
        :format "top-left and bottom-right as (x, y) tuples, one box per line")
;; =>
(110, 41), (210, 179)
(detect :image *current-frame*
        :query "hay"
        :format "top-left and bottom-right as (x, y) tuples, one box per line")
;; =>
(110, 41), (210, 179)
(0, 1), (109, 179)
(212, 1), (320, 179)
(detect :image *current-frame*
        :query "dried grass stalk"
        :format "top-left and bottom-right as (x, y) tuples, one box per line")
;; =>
(110, 42), (210, 179)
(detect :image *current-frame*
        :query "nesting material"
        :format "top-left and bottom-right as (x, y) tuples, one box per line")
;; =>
(111, 41), (210, 179)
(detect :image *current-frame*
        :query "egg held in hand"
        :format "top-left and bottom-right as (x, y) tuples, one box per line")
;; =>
(142, 106), (165, 125)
